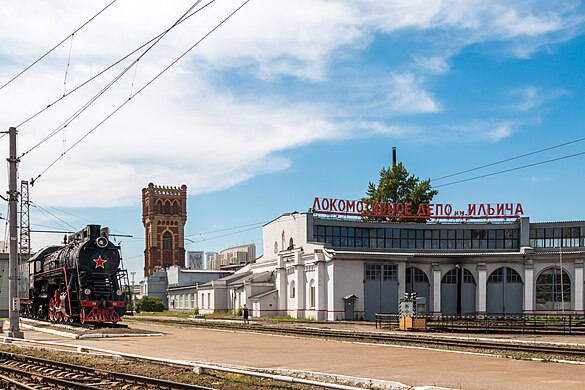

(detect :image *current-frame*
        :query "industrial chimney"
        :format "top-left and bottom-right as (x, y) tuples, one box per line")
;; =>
(392, 147), (397, 167)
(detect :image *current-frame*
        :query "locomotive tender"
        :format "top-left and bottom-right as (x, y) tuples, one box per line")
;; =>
(19, 224), (128, 324)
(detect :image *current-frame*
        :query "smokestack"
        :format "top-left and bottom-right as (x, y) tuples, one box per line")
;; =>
(392, 147), (397, 167)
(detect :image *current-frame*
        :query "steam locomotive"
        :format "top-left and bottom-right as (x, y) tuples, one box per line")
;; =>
(19, 225), (128, 324)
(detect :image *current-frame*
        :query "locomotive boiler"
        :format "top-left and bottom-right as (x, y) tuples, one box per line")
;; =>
(19, 224), (128, 324)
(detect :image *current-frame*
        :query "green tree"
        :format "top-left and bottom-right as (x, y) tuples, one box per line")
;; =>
(364, 162), (438, 222)
(135, 296), (165, 312)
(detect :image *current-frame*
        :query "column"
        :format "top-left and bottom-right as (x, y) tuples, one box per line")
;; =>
(398, 261), (406, 299)
(294, 251), (305, 319)
(523, 260), (534, 313)
(575, 260), (584, 312)
(477, 263), (487, 315)
(431, 263), (441, 317)
(315, 251), (326, 321)
(276, 254), (287, 316)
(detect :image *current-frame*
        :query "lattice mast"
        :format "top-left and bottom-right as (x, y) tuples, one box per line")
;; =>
(19, 180), (31, 260)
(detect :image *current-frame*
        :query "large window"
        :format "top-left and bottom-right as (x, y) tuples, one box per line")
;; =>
(536, 268), (571, 310)
(530, 226), (585, 248)
(314, 225), (519, 250)
(163, 231), (173, 250)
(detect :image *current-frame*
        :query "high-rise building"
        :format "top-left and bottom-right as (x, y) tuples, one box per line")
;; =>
(208, 243), (256, 271)
(142, 183), (187, 277)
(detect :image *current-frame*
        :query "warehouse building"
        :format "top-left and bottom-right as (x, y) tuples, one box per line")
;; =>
(202, 200), (585, 321)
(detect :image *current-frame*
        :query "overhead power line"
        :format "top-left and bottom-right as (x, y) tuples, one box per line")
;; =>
(21, 0), (207, 161)
(434, 150), (585, 188)
(28, 0), (252, 186)
(16, 0), (217, 129)
(0, 0), (118, 92)
(432, 136), (585, 182)
(185, 221), (267, 238)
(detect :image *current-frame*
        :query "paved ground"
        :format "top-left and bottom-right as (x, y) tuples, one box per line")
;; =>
(20, 320), (585, 390)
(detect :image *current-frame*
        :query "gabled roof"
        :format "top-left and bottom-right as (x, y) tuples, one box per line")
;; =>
(197, 271), (252, 288)
(249, 289), (277, 300)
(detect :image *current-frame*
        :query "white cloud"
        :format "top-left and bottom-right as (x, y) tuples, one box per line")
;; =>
(509, 86), (569, 111)
(385, 73), (440, 114)
(0, 0), (583, 208)
(451, 120), (517, 142)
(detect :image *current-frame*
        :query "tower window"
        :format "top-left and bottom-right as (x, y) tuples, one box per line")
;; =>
(156, 200), (162, 214)
(165, 201), (171, 215)
(173, 201), (179, 215)
(163, 231), (173, 250)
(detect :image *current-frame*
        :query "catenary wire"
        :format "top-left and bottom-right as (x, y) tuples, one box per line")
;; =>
(185, 221), (267, 238)
(15, 0), (216, 130)
(434, 150), (585, 188)
(20, 0), (206, 160)
(29, 0), (252, 185)
(0, 0), (118, 92)
(432, 136), (585, 182)
(30, 203), (78, 231)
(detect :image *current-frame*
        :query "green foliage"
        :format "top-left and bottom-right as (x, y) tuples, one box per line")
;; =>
(235, 306), (243, 316)
(135, 296), (165, 312)
(193, 306), (199, 315)
(364, 162), (438, 222)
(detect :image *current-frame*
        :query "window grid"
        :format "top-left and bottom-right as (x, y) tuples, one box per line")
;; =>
(314, 225), (520, 250)
(529, 226), (585, 248)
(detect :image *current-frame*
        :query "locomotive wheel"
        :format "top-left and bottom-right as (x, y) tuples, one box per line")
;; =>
(80, 308), (87, 324)
(48, 298), (56, 322)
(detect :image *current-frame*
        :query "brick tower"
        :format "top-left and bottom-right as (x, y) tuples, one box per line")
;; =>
(142, 183), (187, 277)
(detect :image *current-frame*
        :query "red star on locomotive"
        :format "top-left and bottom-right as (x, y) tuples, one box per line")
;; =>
(93, 255), (107, 268)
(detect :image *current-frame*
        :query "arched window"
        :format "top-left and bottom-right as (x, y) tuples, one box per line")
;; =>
(173, 201), (179, 215)
(156, 200), (162, 214)
(290, 280), (295, 298)
(164, 201), (171, 215)
(442, 268), (476, 284)
(536, 267), (571, 311)
(274, 241), (278, 254)
(163, 231), (173, 250)
(288, 237), (294, 250)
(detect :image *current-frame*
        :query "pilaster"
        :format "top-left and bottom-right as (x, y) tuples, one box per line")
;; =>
(477, 263), (487, 315)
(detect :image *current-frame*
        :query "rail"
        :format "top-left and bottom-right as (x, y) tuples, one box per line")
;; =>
(374, 312), (585, 334)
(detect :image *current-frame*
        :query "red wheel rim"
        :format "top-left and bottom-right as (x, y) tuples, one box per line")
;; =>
(48, 298), (56, 321)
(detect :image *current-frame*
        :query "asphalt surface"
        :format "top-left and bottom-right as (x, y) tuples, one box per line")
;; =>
(19, 320), (585, 390)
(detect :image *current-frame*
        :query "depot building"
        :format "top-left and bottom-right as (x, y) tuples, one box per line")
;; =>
(197, 198), (585, 321)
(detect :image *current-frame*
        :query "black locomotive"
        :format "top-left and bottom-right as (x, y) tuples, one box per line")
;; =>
(19, 224), (128, 324)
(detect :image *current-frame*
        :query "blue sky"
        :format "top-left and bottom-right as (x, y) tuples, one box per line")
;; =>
(0, 1), (584, 280)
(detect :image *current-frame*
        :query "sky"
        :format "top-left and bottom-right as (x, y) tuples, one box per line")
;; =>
(0, 0), (584, 281)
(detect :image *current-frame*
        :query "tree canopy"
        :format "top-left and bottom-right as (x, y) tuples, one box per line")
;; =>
(364, 162), (438, 222)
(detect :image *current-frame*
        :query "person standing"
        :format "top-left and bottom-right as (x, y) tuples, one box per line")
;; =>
(242, 304), (249, 325)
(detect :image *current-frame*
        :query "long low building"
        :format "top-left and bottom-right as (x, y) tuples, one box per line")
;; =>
(200, 210), (585, 321)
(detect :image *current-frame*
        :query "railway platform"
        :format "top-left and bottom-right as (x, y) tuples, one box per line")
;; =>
(12, 316), (585, 390)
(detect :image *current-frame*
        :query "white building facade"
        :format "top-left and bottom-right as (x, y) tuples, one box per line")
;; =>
(203, 212), (585, 321)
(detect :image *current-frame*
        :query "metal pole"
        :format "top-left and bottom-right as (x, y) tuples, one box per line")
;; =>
(7, 126), (23, 338)
(560, 240), (564, 315)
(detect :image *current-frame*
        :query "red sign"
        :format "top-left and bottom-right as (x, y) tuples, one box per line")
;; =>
(312, 197), (524, 220)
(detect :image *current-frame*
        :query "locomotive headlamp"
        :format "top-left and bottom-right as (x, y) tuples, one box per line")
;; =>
(95, 236), (108, 248)
(84, 288), (91, 295)
(116, 289), (123, 296)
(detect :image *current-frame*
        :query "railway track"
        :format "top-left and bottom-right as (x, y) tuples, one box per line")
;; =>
(0, 351), (214, 390)
(129, 317), (585, 359)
